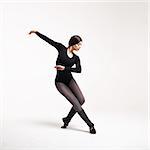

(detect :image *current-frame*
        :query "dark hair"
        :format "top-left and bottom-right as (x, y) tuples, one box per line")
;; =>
(68, 35), (82, 47)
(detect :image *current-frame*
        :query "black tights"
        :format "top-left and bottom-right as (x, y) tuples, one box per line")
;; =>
(55, 79), (95, 127)
(55, 78), (95, 132)
(55, 78), (85, 112)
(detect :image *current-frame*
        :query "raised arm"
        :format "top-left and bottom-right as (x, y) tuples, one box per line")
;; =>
(29, 30), (62, 51)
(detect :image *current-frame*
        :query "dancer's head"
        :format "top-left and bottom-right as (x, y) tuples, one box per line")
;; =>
(68, 35), (82, 51)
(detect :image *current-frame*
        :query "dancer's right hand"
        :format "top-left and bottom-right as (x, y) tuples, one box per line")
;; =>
(28, 30), (37, 35)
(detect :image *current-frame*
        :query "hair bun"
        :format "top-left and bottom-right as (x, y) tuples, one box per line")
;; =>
(69, 35), (82, 47)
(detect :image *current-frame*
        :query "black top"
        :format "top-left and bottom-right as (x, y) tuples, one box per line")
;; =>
(35, 32), (81, 85)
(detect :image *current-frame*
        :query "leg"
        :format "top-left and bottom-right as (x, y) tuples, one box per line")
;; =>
(55, 82), (83, 112)
(69, 79), (96, 134)
(61, 79), (85, 127)
(78, 109), (96, 134)
(68, 78), (85, 105)
(55, 81), (83, 128)
(55, 81), (96, 134)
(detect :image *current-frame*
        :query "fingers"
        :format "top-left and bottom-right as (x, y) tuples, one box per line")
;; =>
(28, 31), (32, 34)
(28, 30), (37, 35)
(54, 65), (65, 71)
(55, 67), (62, 70)
(55, 67), (63, 70)
(54, 65), (62, 68)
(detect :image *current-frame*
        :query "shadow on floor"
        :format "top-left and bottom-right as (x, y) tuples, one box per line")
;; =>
(28, 119), (89, 133)
(33, 120), (60, 128)
(66, 126), (89, 133)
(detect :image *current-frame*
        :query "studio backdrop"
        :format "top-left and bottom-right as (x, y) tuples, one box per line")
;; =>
(0, 1), (148, 150)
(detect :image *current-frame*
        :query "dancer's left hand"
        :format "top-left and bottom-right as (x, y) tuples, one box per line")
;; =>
(54, 65), (65, 71)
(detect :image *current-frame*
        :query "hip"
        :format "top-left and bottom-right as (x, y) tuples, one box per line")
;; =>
(55, 75), (74, 85)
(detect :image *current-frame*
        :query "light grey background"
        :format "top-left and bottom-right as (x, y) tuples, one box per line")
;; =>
(0, 1), (149, 150)
(1, 2), (147, 116)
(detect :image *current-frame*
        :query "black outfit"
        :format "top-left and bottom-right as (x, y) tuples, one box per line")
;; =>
(35, 32), (96, 134)
(36, 31), (81, 86)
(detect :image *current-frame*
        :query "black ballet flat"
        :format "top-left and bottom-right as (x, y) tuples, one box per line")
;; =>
(89, 126), (96, 134)
(61, 117), (69, 128)
(61, 124), (67, 128)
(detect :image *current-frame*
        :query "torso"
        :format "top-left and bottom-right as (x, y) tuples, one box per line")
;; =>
(55, 45), (78, 85)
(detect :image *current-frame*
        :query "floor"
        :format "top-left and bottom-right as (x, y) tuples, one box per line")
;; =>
(0, 111), (148, 150)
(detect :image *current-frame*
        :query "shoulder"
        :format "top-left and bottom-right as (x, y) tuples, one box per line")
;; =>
(56, 42), (67, 51)
(59, 43), (66, 48)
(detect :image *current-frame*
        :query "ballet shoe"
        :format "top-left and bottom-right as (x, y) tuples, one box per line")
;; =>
(61, 117), (69, 128)
(61, 124), (67, 128)
(89, 126), (96, 134)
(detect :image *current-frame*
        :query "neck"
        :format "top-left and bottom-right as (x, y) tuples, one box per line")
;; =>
(67, 47), (74, 53)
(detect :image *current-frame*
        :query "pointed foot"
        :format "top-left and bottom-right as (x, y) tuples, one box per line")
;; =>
(89, 126), (96, 134)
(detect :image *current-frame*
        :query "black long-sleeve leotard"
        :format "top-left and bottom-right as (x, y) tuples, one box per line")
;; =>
(35, 32), (81, 85)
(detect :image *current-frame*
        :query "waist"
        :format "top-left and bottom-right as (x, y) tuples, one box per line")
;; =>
(57, 70), (72, 74)
(55, 72), (73, 85)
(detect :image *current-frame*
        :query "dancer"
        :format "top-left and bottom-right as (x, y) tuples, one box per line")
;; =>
(29, 30), (96, 134)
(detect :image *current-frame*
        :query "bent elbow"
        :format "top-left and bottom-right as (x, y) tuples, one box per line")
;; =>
(77, 68), (81, 73)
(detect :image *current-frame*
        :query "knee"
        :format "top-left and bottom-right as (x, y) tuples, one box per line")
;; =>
(80, 98), (85, 105)
(73, 105), (82, 112)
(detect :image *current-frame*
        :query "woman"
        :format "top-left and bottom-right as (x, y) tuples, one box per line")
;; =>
(29, 30), (96, 134)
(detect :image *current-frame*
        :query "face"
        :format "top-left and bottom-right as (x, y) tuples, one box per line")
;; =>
(72, 42), (82, 51)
